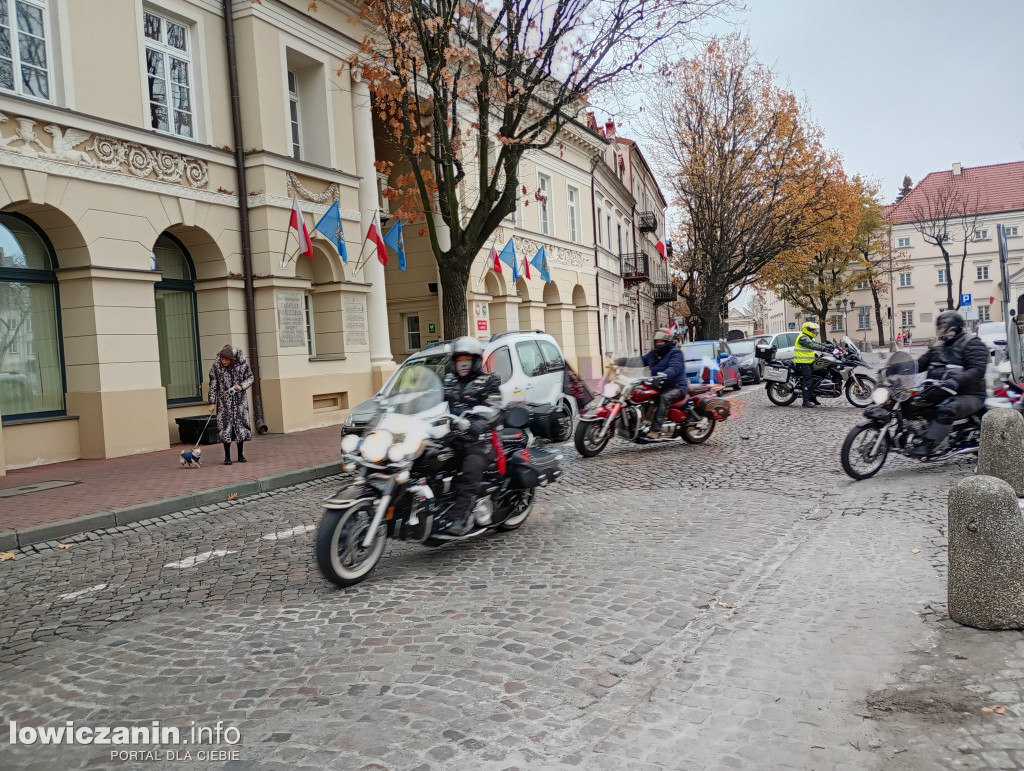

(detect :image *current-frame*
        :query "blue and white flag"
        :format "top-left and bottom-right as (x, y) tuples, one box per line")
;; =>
(382, 218), (407, 271)
(498, 237), (518, 281)
(530, 245), (551, 283)
(313, 200), (347, 263)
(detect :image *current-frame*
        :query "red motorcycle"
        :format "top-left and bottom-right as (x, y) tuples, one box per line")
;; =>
(573, 361), (732, 457)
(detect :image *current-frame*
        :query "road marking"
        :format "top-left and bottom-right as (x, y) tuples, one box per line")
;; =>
(164, 550), (235, 569)
(58, 583), (107, 600)
(262, 524), (316, 541)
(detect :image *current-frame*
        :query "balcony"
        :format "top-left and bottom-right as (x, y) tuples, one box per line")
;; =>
(620, 252), (651, 288)
(638, 211), (658, 233)
(651, 283), (678, 305)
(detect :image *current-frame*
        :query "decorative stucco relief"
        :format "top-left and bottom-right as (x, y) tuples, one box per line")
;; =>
(512, 235), (588, 268)
(0, 113), (209, 188)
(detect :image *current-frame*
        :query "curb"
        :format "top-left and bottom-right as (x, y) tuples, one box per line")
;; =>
(0, 461), (344, 552)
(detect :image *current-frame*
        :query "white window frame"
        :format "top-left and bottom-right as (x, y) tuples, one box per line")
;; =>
(404, 314), (421, 352)
(974, 228), (989, 241)
(304, 291), (316, 357)
(977, 264), (990, 280)
(142, 7), (195, 139)
(901, 310), (914, 327)
(1006, 226), (1020, 238)
(830, 315), (843, 332)
(0, 0), (51, 102)
(567, 185), (580, 243)
(288, 69), (301, 160)
(596, 205), (603, 246)
(938, 268), (947, 284)
(857, 306), (871, 330)
(899, 272), (912, 287)
(538, 173), (550, 236)
(979, 305), (991, 322)
(855, 278), (868, 290)
(897, 236), (912, 249)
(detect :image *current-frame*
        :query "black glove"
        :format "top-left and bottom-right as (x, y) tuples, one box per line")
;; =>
(927, 363), (947, 380)
(940, 376), (959, 393)
(652, 373), (668, 387)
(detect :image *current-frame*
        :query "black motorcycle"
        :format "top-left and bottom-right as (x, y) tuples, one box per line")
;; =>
(315, 366), (562, 587)
(840, 351), (985, 480)
(758, 336), (876, 408)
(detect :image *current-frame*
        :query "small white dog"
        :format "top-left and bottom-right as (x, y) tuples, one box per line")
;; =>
(180, 447), (203, 468)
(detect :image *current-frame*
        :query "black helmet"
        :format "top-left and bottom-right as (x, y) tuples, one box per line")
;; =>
(936, 310), (964, 343)
(653, 328), (674, 351)
(451, 336), (484, 378)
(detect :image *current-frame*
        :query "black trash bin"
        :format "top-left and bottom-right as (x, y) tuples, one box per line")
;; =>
(175, 415), (218, 445)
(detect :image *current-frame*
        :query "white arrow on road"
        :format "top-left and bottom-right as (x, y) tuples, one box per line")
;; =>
(164, 550), (235, 569)
(262, 524), (316, 541)
(58, 583), (107, 600)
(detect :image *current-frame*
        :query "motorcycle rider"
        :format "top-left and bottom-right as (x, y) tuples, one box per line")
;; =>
(642, 328), (687, 440)
(442, 336), (503, 535)
(793, 321), (832, 408)
(908, 310), (988, 457)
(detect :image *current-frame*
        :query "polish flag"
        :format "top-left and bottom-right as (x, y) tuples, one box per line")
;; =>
(365, 211), (388, 266)
(490, 245), (502, 273)
(655, 239), (667, 260)
(289, 194), (314, 259)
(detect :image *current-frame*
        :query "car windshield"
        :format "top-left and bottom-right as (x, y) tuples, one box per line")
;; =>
(381, 354), (450, 396)
(729, 340), (756, 355)
(978, 322), (1005, 336)
(682, 343), (716, 361)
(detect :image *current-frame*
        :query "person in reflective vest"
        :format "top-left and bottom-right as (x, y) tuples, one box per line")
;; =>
(793, 321), (831, 408)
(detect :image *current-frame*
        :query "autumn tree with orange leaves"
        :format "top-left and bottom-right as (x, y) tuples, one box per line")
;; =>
(349, 0), (735, 336)
(654, 35), (850, 340)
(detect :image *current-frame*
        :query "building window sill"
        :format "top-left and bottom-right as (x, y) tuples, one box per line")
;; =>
(976, 279), (993, 283)
(309, 355), (348, 362)
(2, 414), (78, 427)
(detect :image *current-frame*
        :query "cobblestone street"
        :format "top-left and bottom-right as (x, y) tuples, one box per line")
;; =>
(0, 388), (1015, 770)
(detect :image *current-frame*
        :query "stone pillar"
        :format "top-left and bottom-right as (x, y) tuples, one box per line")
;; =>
(519, 300), (546, 331)
(544, 303), (577, 369)
(490, 295), (521, 335)
(978, 409), (1024, 495)
(948, 475), (1024, 629)
(352, 73), (396, 389)
(573, 305), (601, 382)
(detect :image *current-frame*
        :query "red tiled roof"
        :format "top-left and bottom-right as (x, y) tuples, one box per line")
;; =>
(888, 161), (1024, 223)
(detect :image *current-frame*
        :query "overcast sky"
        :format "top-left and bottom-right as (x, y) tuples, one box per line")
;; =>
(625, 0), (1024, 204)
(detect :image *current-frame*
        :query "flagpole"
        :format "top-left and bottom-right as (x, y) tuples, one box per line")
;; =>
(279, 227), (295, 270)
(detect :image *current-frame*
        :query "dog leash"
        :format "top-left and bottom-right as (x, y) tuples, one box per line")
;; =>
(192, 411), (216, 453)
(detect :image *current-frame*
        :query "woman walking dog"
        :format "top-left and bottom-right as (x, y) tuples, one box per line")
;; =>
(208, 344), (254, 465)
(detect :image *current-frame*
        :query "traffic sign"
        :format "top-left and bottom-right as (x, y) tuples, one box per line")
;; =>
(788, 322), (796, 329)
(961, 293), (972, 306)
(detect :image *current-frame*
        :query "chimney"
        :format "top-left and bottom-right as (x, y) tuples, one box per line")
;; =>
(605, 120), (615, 138)
(953, 162), (962, 177)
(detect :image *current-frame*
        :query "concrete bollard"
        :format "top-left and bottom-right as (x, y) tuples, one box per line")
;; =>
(977, 409), (1024, 496)
(948, 475), (1024, 629)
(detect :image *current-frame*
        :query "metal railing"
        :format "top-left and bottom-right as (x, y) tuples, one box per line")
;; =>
(620, 252), (650, 287)
(638, 211), (657, 233)
(651, 283), (678, 305)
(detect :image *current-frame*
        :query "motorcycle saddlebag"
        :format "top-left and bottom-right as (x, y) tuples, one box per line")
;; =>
(507, 448), (562, 489)
(691, 393), (732, 421)
(526, 403), (565, 442)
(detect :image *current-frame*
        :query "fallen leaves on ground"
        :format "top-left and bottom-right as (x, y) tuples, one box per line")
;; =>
(56, 543), (72, 550)
(982, 705), (1007, 715)
(717, 601), (733, 609)
(0, 552), (15, 561)
(227, 493), (238, 501)
(911, 548), (921, 554)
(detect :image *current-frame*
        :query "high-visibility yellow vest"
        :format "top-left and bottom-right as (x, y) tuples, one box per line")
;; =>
(793, 333), (817, 364)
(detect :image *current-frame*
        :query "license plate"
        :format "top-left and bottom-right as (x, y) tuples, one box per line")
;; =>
(763, 367), (788, 383)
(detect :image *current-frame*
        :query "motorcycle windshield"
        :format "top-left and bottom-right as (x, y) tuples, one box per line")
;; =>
(842, 336), (859, 354)
(372, 365), (447, 443)
(883, 351), (921, 387)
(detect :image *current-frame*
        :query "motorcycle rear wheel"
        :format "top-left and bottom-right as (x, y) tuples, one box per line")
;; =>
(575, 420), (612, 457)
(497, 488), (536, 531)
(846, 375), (877, 408)
(841, 423), (890, 480)
(315, 503), (386, 587)
(681, 417), (716, 444)
(766, 382), (798, 406)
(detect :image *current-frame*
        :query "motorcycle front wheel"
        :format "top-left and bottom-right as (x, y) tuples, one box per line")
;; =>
(846, 375), (877, 408)
(574, 420), (612, 457)
(682, 417), (716, 444)
(766, 381), (798, 406)
(315, 503), (387, 587)
(841, 423), (890, 480)
(497, 488), (537, 531)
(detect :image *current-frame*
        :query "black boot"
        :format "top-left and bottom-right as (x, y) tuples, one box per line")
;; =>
(236, 441), (247, 463)
(223, 442), (232, 465)
(802, 400), (817, 408)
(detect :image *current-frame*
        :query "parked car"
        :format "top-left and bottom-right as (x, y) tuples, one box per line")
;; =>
(976, 320), (1008, 360)
(754, 331), (798, 362)
(728, 338), (764, 384)
(680, 340), (742, 391)
(342, 330), (578, 440)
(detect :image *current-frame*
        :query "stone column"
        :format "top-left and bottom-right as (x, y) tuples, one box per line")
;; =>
(544, 303), (577, 370)
(352, 73), (396, 389)
(977, 409), (1024, 495)
(573, 305), (601, 382)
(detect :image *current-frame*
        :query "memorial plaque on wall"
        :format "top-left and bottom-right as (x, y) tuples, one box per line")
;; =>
(344, 295), (368, 348)
(276, 291), (306, 348)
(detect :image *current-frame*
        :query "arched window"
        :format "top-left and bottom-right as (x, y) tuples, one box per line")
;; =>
(151, 234), (201, 403)
(0, 212), (65, 420)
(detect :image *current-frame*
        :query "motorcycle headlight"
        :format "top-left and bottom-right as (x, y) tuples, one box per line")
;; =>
(341, 434), (360, 454)
(872, 388), (890, 405)
(387, 444), (408, 463)
(360, 430), (393, 463)
(603, 382), (621, 398)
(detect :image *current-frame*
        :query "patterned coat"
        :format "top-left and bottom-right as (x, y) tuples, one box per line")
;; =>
(207, 348), (254, 443)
